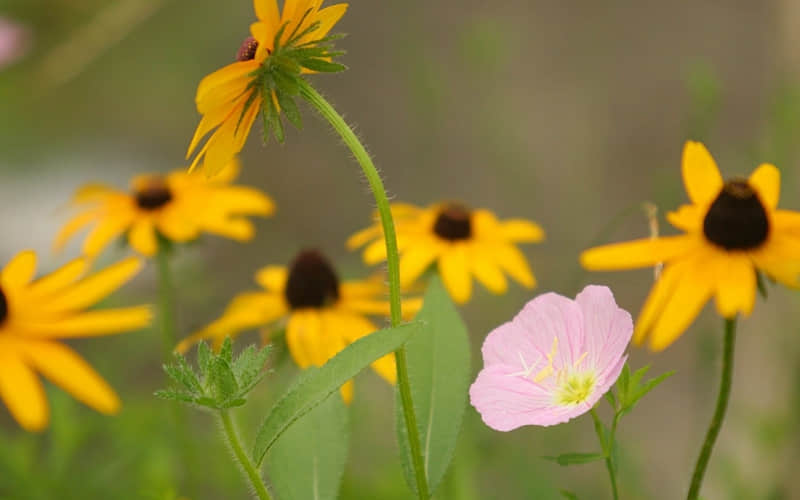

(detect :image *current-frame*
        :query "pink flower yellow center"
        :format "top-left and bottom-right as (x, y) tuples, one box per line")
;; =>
(554, 371), (597, 406)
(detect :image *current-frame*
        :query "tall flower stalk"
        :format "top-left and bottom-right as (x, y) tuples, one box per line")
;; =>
(687, 318), (737, 499)
(298, 78), (431, 499)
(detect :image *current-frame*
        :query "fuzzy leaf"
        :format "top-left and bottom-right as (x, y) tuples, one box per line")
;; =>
(252, 322), (422, 465)
(265, 395), (349, 500)
(197, 342), (213, 375)
(206, 357), (239, 402)
(276, 91), (303, 129)
(395, 276), (471, 495)
(542, 453), (606, 466)
(299, 58), (347, 73)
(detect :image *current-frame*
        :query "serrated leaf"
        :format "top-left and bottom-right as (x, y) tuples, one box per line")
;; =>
(299, 58), (347, 73)
(542, 453), (606, 466)
(265, 395), (349, 500)
(252, 322), (421, 465)
(234, 344), (271, 393)
(396, 276), (471, 495)
(207, 357), (238, 402)
(197, 342), (213, 375)
(153, 389), (196, 404)
(163, 357), (201, 394)
(219, 337), (234, 363)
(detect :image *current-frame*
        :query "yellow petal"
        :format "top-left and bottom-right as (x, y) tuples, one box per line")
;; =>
(210, 186), (275, 216)
(666, 204), (703, 232)
(304, 4), (348, 42)
(339, 276), (384, 298)
(493, 243), (536, 289)
(27, 258), (88, 299)
(580, 235), (696, 270)
(363, 238), (388, 265)
(20, 306), (152, 338)
(21, 341), (119, 415)
(83, 212), (134, 257)
(498, 219), (545, 242)
(748, 163), (780, 211)
(156, 207), (200, 242)
(346, 225), (381, 250)
(195, 61), (258, 113)
(633, 260), (685, 345)
(339, 379), (354, 405)
(648, 259), (714, 351)
(713, 254), (756, 318)
(53, 211), (100, 251)
(202, 217), (256, 241)
(339, 298), (391, 316)
(398, 242), (440, 287)
(682, 141), (723, 206)
(45, 257), (142, 313)
(438, 245), (472, 304)
(469, 249), (508, 294)
(71, 183), (119, 204)
(286, 310), (324, 368)
(0, 350), (48, 431)
(255, 266), (288, 292)
(1, 250), (37, 290)
(128, 220), (158, 256)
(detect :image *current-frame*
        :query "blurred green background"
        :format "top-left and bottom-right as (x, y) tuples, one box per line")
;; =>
(2, 0), (800, 498)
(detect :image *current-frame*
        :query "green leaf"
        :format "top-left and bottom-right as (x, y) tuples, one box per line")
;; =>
(276, 90), (303, 129)
(616, 363), (631, 404)
(252, 322), (422, 465)
(542, 453), (606, 466)
(617, 364), (675, 418)
(219, 337), (233, 364)
(206, 357), (238, 402)
(299, 58), (347, 73)
(560, 490), (579, 500)
(603, 389), (617, 410)
(265, 395), (349, 500)
(197, 342), (213, 374)
(395, 275), (471, 495)
(163, 356), (201, 393)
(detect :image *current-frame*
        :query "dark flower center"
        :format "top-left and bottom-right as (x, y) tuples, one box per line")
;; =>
(0, 287), (7, 325)
(433, 204), (472, 241)
(703, 180), (769, 250)
(135, 179), (173, 211)
(237, 36), (259, 61)
(284, 250), (340, 310)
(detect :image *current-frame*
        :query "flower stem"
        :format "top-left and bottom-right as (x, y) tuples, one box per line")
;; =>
(218, 410), (272, 500)
(298, 78), (430, 499)
(687, 317), (737, 499)
(590, 408), (619, 500)
(156, 242), (177, 359)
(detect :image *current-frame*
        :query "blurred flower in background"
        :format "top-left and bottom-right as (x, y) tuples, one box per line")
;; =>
(177, 249), (421, 403)
(581, 141), (800, 351)
(470, 285), (632, 431)
(349, 202), (544, 304)
(0, 251), (150, 431)
(54, 159), (274, 257)
(0, 17), (29, 70)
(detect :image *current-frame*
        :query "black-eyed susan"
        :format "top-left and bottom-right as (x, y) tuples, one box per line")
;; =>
(581, 141), (800, 351)
(54, 160), (274, 258)
(177, 249), (420, 403)
(348, 202), (545, 304)
(186, 0), (349, 176)
(0, 250), (151, 431)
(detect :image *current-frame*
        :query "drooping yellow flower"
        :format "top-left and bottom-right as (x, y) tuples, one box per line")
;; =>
(0, 251), (151, 431)
(186, 0), (349, 176)
(348, 202), (545, 304)
(581, 141), (800, 351)
(177, 249), (419, 403)
(54, 160), (274, 257)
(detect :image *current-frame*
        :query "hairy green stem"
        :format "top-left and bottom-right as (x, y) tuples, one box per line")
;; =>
(156, 244), (176, 359)
(590, 408), (619, 500)
(218, 410), (272, 500)
(298, 78), (430, 499)
(687, 318), (737, 499)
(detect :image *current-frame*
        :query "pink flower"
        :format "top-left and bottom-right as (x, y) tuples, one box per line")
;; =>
(469, 285), (632, 431)
(0, 18), (29, 70)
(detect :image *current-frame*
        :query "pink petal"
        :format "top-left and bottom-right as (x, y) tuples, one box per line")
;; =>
(513, 292), (585, 371)
(574, 285), (633, 374)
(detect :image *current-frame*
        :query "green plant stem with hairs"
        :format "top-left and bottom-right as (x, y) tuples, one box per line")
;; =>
(298, 78), (431, 500)
(590, 408), (619, 500)
(219, 410), (273, 500)
(687, 318), (737, 499)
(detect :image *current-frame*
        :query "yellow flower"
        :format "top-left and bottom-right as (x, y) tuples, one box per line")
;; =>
(54, 160), (275, 257)
(177, 249), (419, 403)
(0, 251), (151, 431)
(348, 202), (545, 304)
(186, 0), (348, 176)
(581, 141), (800, 351)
